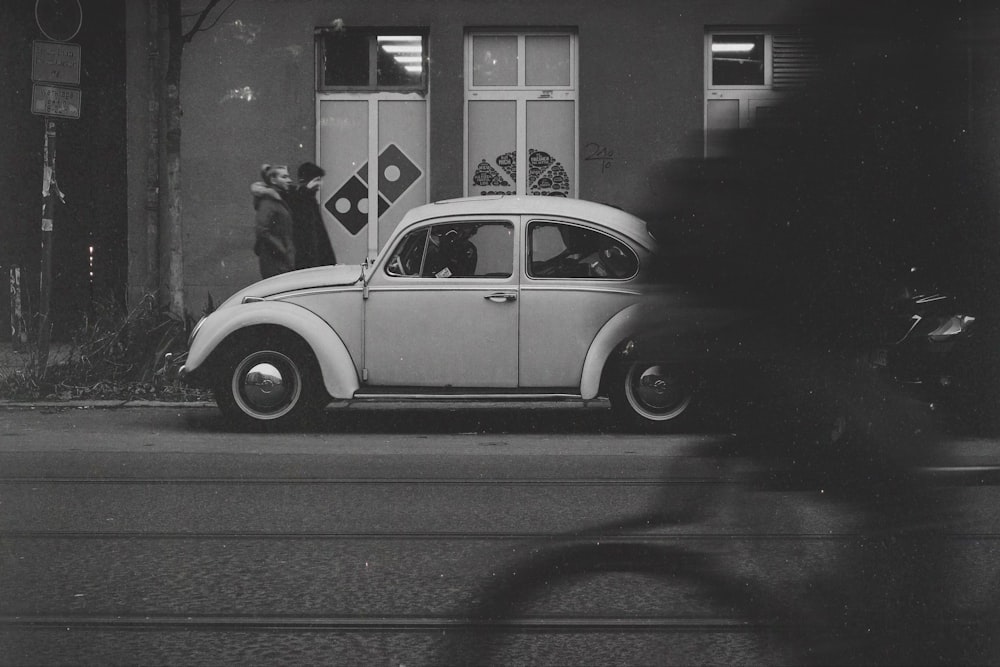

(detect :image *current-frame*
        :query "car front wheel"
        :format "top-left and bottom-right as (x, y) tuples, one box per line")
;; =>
(214, 338), (326, 430)
(609, 362), (695, 431)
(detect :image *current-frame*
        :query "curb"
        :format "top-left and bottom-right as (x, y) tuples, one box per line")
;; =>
(0, 400), (217, 409)
(0, 398), (611, 410)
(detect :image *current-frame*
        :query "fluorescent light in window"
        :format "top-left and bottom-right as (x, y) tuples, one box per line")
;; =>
(712, 42), (756, 53)
(392, 55), (422, 63)
(378, 35), (421, 42)
(381, 44), (422, 54)
(404, 65), (423, 73)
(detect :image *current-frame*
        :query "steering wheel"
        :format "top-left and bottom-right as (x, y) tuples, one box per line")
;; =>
(601, 246), (625, 262)
(598, 245), (629, 277)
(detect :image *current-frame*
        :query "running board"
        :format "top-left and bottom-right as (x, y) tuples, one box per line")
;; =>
(349, 392), (585, 401)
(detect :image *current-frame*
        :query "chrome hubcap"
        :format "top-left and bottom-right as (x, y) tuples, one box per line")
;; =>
(626, 363), (692, 420)
(243, 362), (289, 411)
(232, 351), (301, 419)
(636, 366), (683, 410)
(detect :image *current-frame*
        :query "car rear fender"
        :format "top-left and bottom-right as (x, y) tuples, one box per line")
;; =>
(186, 301), (360, 399)
(580, 303), (649, 399)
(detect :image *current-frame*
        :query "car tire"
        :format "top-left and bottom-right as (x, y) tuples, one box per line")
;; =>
(609, 361), (696, 432)
(214, 335), (327, 430)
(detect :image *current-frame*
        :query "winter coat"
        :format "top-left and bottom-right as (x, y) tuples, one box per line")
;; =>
(288, 185), (337, 269)
(251, 181), (295, 278)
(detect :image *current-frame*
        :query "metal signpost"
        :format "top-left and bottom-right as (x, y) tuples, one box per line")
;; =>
(31, 0), (82, 374)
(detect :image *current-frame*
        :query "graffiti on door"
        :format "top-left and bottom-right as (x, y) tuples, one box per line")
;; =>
(472, 149), (570, 197)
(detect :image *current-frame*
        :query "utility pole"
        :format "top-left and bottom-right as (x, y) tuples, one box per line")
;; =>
(36, 118), (57, 374)
(31, 0), (83, 375)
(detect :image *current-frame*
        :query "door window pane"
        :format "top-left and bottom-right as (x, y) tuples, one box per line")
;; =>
(469, 101), (517, 196)
(528, 222), (638, 279)
(473, 35), (518, 86)
(525, 35), (570, 86)
(386, 222), (513, 278)
(711, 34), (765, 86)
(527, 100), (574, 197)
(420, 222), (515, 278)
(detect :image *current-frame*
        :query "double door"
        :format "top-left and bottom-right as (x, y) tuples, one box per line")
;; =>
(317, 94), (428, 264)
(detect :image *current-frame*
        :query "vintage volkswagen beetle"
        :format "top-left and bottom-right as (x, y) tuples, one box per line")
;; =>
(181, 195), (723, 430)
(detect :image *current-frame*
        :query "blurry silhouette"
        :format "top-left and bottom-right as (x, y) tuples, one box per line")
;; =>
(441, 2), (1000, 664)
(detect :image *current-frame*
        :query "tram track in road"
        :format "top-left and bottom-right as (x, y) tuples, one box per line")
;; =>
(0, 475), (726, 487)
(1, 612), (763, 632)
(3, 422), (1000, 665)
(3, 463), (1000, 486)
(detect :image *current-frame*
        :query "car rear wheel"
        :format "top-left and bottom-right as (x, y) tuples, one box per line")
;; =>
(610, 362), (695, 431)
(214, 337), (326, 430)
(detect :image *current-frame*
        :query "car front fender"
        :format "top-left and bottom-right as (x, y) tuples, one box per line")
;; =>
(184, 301), (360, 399)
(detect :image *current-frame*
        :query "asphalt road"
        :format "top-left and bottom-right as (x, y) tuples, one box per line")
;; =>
(1, 403), (999, 666)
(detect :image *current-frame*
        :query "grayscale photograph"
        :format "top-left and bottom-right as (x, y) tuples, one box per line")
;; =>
(1, 0), (999, 664)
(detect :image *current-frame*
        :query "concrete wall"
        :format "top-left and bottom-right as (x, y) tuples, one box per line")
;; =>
(131, 0), (810, 312)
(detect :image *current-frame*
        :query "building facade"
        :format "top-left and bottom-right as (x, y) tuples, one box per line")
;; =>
(125, 0), (828, 312)
(3, 1), (998, 335)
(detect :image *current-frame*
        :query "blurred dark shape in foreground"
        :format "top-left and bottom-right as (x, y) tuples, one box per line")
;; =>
(645, 0), (999, 438)
(443, 4), (1000, 665)
(629, 1), (1000, 663)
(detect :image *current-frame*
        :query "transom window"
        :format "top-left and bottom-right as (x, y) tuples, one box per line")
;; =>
(527, 221), (638, 280)
(470, 33), (573, 89)
(710, 34), (766, 87)
(385, 221), (514, 278)
(317, 28), (427, 91)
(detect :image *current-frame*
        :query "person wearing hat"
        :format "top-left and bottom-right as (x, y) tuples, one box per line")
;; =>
(251, 163), (295, 278)
(289, 161), (337, 270)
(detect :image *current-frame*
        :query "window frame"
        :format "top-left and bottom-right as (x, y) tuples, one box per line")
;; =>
(704, 27), (789, 157)
(464, 29), (579, 198)
(383, 220), (515, 279)
(525, 219), (640, 281)
(467, 31), (576, 92)
(316, 27), (429, 93)
(706, 31), (774, 90)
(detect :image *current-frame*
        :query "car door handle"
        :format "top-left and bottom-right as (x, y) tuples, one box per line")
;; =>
(484, 292), (517, 303)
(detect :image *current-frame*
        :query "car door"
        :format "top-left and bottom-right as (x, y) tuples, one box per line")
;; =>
(364, 217), (519, 387)
(519, 218), (643, 388)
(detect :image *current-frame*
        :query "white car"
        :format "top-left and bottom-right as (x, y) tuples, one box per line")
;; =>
(181, 195), (725, 429)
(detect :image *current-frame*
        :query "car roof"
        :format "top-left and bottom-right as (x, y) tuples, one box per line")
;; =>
(394, 195), (658, 252)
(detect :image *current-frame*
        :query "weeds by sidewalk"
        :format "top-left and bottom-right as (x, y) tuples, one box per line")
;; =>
(0, 294), (212, 403)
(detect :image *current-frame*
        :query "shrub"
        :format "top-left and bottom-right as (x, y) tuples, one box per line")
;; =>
(0, 293), (213, 402)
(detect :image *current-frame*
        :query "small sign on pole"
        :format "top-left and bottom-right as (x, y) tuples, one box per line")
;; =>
(31, 40), (80, 85)
(31, 83), (81, 119)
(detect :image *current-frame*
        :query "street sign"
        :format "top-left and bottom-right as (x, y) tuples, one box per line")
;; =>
(32, 40), (81, 85)
(35, 0), (83, 42)
(31, 83), (81, 119)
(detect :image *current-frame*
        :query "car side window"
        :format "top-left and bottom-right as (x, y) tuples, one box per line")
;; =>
(527, 221), (639, 279)
(385, 221), (514, 278)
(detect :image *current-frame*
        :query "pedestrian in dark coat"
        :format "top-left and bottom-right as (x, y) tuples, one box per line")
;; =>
(289, 161), (337, 269)
(252, 164), (295, 278)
